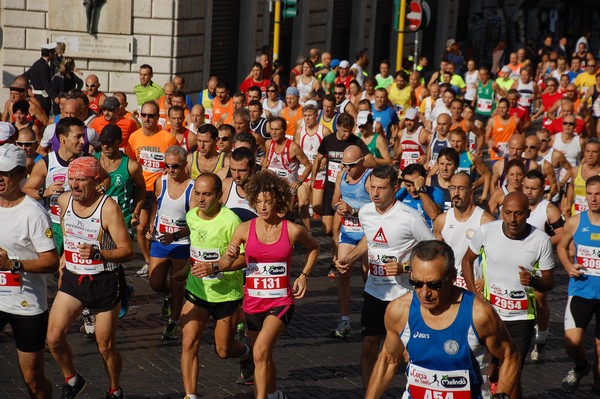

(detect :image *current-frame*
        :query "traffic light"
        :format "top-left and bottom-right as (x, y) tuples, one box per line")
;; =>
(282, 0), (298, 19)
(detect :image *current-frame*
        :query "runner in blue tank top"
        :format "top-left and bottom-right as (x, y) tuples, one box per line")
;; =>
(366, 240), (519, 399)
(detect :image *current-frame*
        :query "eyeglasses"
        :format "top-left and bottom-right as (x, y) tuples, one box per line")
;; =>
(341, 158), (362, 168)
(165, 163), (181, 169)
(334, 91), (345, 95)
(217, 136), (230, 142)
(540, 138), (550, 142)
(408, 278), (445, 291)
(140, 113), (157, 118)
(448, 185), (470, 192)
(16, 141), (36, 147)
(525, 145), (538, 150)
(85, 84), (98, 88)
(563, 122), (575, 126)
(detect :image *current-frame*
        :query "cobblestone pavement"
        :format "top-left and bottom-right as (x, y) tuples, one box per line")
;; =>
(0, 225), (597, 398)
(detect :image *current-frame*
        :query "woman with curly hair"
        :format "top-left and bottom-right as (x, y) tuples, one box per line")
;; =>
(218, 170), (319, 399)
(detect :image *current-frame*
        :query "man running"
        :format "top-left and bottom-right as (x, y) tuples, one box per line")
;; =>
(335, 165), (433, 389)
(180, 174), (253, 399)
(0, 144), (59, 398)
(365, 240), (519, 399)
(46, 157), (134, 399)
(221, 147), (259, 222)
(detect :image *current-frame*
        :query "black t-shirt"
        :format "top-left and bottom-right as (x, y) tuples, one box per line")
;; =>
(318, 133), (369, 190)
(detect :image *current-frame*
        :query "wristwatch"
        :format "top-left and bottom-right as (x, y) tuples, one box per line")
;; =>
(92, 245), (102, 261)
(417, 186), (427, 194)
(492, 393), (510, 399)
(38, 186), (45, 198)
(11, 259), (22, 273)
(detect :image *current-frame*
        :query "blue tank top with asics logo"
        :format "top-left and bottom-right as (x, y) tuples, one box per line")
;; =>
(570, 211), (600, 299)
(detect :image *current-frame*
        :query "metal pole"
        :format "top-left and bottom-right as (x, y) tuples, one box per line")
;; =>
(396, 0), (407, 71)
(413, 31), (419, 71)
(273, 0), (281, 61)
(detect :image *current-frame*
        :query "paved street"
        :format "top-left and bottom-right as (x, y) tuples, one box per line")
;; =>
(0, 224), (598, 398)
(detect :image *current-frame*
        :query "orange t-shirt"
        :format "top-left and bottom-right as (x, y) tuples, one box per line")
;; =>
(125, 128), (179, 190)
(89, 116), (138, 150)
(211, 97), (234, 125)
(490, 115), (518, 161)
(281, 105), (303, 140)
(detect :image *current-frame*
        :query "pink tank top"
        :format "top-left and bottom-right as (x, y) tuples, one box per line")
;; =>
(244, 218), (294, 313)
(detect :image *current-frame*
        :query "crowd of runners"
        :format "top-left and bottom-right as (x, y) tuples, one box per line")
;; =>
(1, 33), (600, 399)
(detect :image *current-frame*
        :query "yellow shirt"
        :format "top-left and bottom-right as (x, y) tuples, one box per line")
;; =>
(388, 84), (411, 117)
(575, 72), (596, 96)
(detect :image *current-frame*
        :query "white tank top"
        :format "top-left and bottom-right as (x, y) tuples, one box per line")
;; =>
(224, 181), (257, 222)
(335, 98), (351, 114)
(63, 195), (117, 274)
(517, 80), (535, 107)
(360, 201), (434, 301)
(552, 133), (581, 167)
(154, 176), (194, 245)
(298, 124), (325, 180)
(527, 199), (549, 231)
(262, 98), (285, 117)
(297, 76), (315, 105)
(464, 70), (479, 101)
(45, 152), (71, 224)
(267, 139), (299, 185)
(400, 126), (427, 169)
(441, 206), (485, 289)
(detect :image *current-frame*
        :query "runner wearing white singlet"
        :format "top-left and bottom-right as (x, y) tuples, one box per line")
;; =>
(335, 166), (433, 388)
(434, 172), (495, 289)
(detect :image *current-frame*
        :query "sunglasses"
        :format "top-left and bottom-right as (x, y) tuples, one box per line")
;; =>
(540, 138), (550, 142)
(16, 141), (36, 147)
(217, 136), (230, 142)
(341, 158), (362, 168)
(334, 91), (345, 95)
(165, 163), (181, 169)
(525, 145), (538, 150)
(408, 278), (445, 291)
(563, 122), (575, 126)
(140, 113), (157, 118)
(86, 84), (98, 87)
(587, 65), (597, 68)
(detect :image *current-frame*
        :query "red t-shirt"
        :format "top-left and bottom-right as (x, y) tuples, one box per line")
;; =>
(240, 78), (271, 99)
(547, 117), (586, 135)
(509, 105), (529, 124)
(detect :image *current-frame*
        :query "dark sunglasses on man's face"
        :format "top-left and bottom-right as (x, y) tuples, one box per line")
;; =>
(563, 122), (575, 126)
(140, 113), (157, 118)
(165, 163), (181, 169)
(16, 141), (36, 147)
(217, 136), (230, 142)
(409, 278), (445, 291)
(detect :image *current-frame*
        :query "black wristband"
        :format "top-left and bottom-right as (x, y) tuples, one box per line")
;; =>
(212, 263), (220, 274)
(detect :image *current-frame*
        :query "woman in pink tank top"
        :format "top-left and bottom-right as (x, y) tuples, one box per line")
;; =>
(218, 170), (319, 399)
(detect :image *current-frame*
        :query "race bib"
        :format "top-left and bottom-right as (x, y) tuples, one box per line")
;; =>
(476, 98), (493, 113)
(190, 246), (222, 279)
(246, 262), (289, 298)
(407, 363), (471, 399)
(454, 275), (468, 289)
(139, 150), (165, 173)
(327, 161), (341, 183)
(489, 291), (528, 318)
(593, 98), (600, 118)
(341, 216), (362, 233)
(576, 244), (600, 277)
(574, 196), (588, 214)
(0, 271), (21, 295)
(368, 249), (398, 285)
(64, 237), (104, 274)
(518, 93), (533, 107)
(157, 214), (186, 234)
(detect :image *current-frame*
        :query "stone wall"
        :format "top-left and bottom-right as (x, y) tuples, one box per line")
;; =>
(0, 0), (205, 110)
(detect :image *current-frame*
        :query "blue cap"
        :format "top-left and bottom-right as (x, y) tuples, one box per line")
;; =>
(286, 87), (300, 97)
(330, 59), (341, 68)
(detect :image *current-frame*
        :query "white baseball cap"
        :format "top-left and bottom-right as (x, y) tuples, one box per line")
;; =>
(339, 60), (350, 69)
(403, 107), (419, 120)
(0, 144), (27, 172)
(0, 122), (16, 144)
(356, 110), (373, 126)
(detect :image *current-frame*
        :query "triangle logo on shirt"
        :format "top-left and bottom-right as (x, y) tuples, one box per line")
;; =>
(373, 227), (388, 243)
